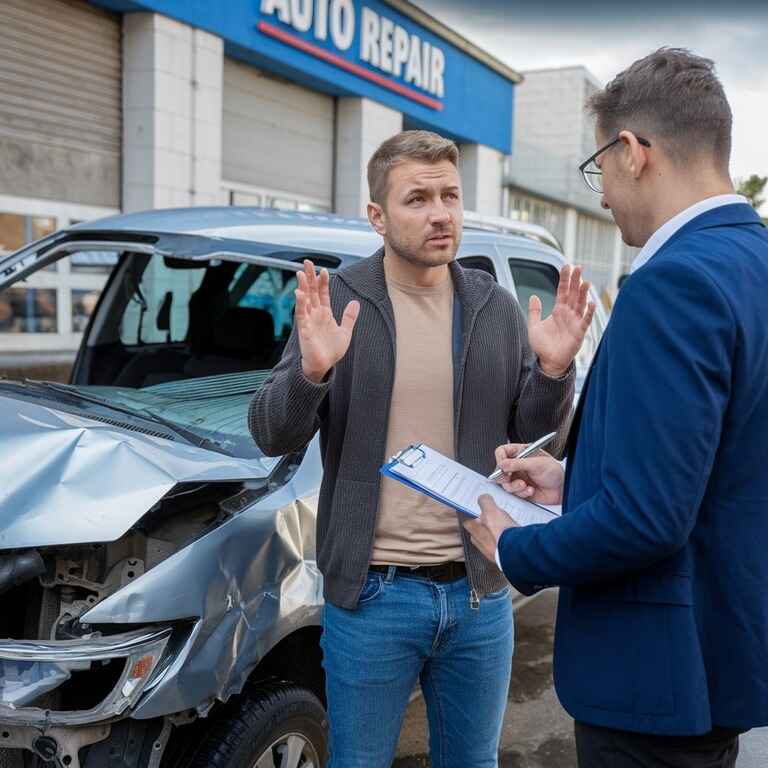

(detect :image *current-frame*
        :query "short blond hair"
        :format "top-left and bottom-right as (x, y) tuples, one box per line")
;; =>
(367, 130), (459, 206)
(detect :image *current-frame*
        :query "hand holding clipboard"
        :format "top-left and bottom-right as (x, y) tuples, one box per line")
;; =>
(381, 444), (560, 526)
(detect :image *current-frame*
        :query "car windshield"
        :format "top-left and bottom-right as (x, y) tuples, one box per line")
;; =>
(25, 249), (329, 460)
(66, 371), (273, 459)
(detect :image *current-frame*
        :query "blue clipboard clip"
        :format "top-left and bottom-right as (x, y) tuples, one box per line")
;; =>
(390, 444), (427, 468)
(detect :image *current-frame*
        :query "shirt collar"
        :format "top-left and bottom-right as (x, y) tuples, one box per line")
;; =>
(630, 194), (749, 274)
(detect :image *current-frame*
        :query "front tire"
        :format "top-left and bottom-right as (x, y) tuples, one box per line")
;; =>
(188, 683), (327, 768)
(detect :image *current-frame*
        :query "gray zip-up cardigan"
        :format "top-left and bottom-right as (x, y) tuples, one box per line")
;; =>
(249, 250), (575, 609)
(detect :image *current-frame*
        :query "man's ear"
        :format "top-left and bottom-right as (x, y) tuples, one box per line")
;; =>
(367, 201), (387, 236)
(618, 130), (650, 180)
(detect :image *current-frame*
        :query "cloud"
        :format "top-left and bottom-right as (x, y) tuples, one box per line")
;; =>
(413, 1), (768, 205)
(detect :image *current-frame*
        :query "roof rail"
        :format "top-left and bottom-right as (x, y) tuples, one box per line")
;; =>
(462, 212), (563, 252)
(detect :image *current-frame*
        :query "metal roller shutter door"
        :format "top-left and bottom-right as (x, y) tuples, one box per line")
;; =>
(223, 58), (334, 208)
(0, 0), (121, 207)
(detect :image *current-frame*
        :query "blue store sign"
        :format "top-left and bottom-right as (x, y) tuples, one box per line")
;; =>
(92, 0), (518, 153)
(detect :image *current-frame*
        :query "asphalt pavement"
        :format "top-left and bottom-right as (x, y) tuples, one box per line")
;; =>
(738, 727), (768, 767)
(394, 589), (575, 767)
(393, 589), (768, 767)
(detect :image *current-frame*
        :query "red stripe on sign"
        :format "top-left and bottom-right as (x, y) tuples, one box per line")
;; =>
(257, 20), (444, 111)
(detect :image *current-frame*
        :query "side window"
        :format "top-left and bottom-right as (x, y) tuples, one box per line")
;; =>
(228, 265), (298, 340)
(507, 259), (558, 318)
(458, 255), (497, 280)
(508, 255), (600, 374)
(120, 258), (206, 345)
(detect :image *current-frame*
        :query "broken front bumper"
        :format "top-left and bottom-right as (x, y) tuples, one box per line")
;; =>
(0, 626), (171, 727)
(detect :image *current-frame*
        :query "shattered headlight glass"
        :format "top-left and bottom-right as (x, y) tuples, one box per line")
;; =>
(0, 625), (171, 726)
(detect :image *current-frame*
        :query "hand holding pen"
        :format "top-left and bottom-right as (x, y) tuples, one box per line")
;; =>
(489, 432), (565, 506)
(487, 431), (558, 481)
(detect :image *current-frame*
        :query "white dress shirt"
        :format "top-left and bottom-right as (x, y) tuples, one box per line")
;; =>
(493, 193), (748, 574)
(629, 194), (748, 274)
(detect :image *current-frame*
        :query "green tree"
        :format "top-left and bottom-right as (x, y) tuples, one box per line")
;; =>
(736, 174), (767, 210)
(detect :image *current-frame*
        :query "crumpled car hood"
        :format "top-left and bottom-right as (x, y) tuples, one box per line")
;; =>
(0, 394), (274, 549)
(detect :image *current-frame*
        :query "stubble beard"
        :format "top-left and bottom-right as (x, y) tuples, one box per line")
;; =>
(386, 230), (458, 269)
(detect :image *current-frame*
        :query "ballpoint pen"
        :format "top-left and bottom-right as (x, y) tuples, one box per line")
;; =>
(486, 431), (558, 482)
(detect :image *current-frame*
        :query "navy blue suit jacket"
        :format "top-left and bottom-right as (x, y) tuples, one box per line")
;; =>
(498, 203), (768, 735)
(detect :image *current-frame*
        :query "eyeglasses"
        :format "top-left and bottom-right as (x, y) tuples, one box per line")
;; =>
(578, 135), (652, 193)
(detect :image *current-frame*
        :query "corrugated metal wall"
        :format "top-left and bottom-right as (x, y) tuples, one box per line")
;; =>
(222, 58), (334, 208)
(0, 0), (122, 206)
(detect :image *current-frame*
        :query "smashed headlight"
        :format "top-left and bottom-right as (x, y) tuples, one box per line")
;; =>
(0, 625), (170, 726)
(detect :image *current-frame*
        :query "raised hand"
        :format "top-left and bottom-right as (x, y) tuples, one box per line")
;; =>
(493, 443), (565, 505)
(528, 265), (596, 377)
(295, 260), (360, 383)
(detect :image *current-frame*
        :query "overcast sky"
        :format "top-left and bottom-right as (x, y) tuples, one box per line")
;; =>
(413, 0), (768, 210)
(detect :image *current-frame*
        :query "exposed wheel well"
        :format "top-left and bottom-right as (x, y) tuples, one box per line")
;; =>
(251, 626), (325, 706)
(162, 627), (326, 767)
(162, 627), (327, 768)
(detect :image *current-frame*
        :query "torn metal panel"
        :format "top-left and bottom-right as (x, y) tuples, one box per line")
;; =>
(0, 395), (276, 549)
(81, 440), (324, 719)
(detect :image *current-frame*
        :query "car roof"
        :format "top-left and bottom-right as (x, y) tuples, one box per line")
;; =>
(68, 206), (564, 262)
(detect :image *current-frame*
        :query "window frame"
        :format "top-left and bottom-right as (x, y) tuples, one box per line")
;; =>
(457, 254), (498, 280)
(506, 257), (560, 319)
(221, 181), (331, 213)
(0, 196), (118, 353)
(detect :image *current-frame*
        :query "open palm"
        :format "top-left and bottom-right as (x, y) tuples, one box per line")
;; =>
(295, 260), (360, 383)
(528, 265), (595, 377)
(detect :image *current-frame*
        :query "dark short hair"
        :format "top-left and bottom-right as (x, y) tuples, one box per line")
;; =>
(586, 48), (732, 174)
(367, 130), (459, 206)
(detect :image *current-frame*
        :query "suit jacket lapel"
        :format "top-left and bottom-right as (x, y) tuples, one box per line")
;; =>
(562, 339), (602, 505)
(565, 338), (601, 458)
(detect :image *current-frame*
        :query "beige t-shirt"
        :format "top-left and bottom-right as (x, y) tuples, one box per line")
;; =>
(371, 259), (464, 565)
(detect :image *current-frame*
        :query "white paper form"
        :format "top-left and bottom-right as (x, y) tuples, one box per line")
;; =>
(387, 444), (561, 526)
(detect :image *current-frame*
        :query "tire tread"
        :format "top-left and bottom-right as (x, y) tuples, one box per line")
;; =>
(186, 682), (327, 768)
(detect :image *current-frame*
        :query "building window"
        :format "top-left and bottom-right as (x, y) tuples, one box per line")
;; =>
(506, 194), (567, 245)
(225, 185), (330, 213)
(72, 289), (101, 333)
(229, 190), (263, 207)
(0, 213), (58, 270)
(575, 214), (615, 294)
(0, 201), (119, 370)
(0, 213), (26, 252)
(0, 288), (58, 333)
(31, 216), (56, 242)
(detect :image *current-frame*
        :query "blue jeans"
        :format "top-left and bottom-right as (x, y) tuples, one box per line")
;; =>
(320, 567), (514, 768)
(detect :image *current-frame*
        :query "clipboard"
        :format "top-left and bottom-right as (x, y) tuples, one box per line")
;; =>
(380, 443), (561, 526)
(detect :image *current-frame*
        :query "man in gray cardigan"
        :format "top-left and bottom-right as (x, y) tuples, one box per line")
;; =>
(250, 130), (595, 768)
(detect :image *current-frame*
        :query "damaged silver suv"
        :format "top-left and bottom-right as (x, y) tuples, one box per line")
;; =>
(0, 208), (605, 768)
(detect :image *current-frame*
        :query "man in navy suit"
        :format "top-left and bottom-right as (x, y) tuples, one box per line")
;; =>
(466, 48), (768, 767)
